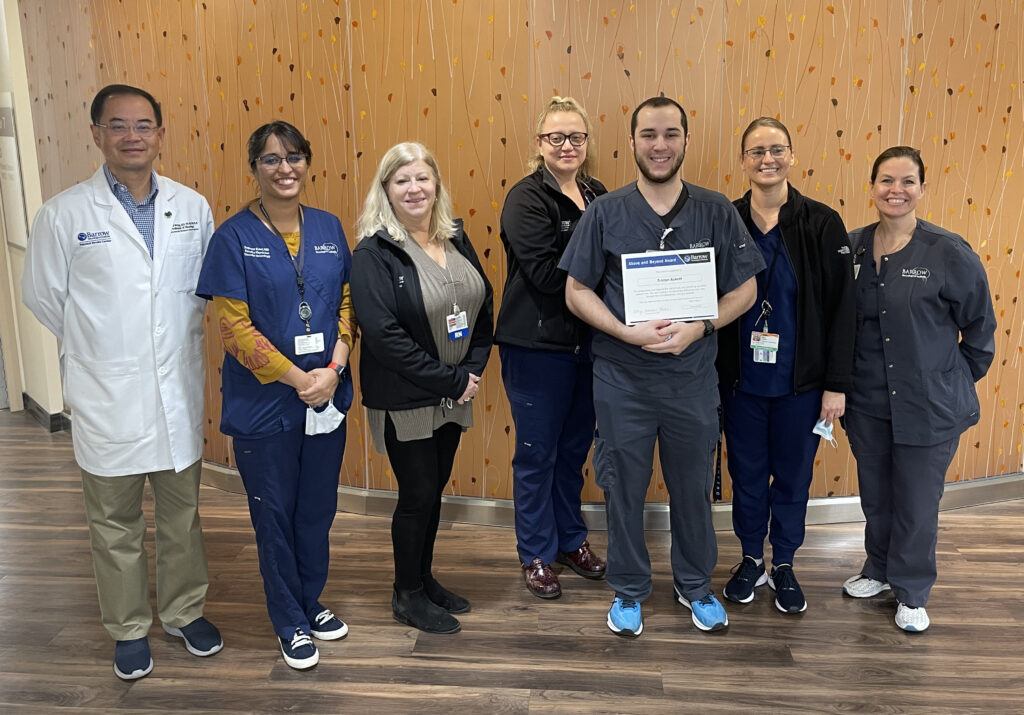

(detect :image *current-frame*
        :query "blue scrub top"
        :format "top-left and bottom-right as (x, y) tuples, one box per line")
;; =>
(197, 206), (353, 438)
(738, 223), (798, 397)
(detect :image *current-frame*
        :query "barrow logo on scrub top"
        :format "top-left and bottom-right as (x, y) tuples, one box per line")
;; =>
(313, 243), (339, 255)
(901, 267), (930, 281)
(76, 230), (112, 246)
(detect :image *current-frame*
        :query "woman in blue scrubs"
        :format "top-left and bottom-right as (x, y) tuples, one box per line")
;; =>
(718, 117), (855, 614)
(197, 121), (355, 670)
(841, 147), (996, 632)
(495, 96), (607, 599)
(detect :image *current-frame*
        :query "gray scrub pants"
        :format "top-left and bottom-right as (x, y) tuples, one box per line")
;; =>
(593, 373), (720, 603)
(845, 409), (959, 607)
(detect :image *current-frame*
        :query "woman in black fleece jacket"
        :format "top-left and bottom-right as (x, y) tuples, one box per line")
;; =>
(717, 117), (855, 615)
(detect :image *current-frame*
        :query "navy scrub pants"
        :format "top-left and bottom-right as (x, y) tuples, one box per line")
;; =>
(844, 409), (959, 608)
(593, 373), (720, 603)
(722, 388), (822, 565)
(233, 422), (346, 640)
(500, 344), (594, 566)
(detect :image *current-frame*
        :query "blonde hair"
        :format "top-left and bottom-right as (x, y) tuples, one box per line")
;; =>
(527, 96), (594, 180)
(356, 142), (457, 243)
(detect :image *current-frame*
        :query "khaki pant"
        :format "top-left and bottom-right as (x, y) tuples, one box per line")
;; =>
(81, 460), (209, 641)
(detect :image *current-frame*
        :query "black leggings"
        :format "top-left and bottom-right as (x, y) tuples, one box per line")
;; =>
(384, 416), (463, 590)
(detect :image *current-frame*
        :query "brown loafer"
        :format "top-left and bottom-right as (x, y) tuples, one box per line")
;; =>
(522, 558), (561, 599)
(556, 540), (606, 580)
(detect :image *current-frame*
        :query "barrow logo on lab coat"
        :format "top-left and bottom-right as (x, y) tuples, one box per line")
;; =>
(901, 267), (930, 281)
(313, 243), (339, 255)
(76, 231), (111, 246)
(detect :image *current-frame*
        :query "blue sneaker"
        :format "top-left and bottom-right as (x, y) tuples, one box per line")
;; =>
(279, 628), (319, 670)
(163, 616), (223, 656)
(113, 636), (154, 681)
(675, 589), (729, 632)
(606, 597), (643, 638)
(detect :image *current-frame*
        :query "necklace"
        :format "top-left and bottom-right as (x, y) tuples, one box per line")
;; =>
(875, 228), (912, 256)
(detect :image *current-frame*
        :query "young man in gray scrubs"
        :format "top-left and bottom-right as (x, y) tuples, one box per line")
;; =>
(560, 96), (764, 637)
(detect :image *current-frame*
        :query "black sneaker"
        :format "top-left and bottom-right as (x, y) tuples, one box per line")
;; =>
(768, 564), (807, 613)
(723, 556), (768, 603)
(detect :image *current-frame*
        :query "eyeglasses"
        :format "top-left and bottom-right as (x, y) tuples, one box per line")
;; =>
(257, 153), (308, 169)
(93, 121), (159, 137)
(539, 132), (589, 148)
(743, 145), (790, 159)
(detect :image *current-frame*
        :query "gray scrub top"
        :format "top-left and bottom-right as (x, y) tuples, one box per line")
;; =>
(847, 219), (996, 446)
(559, 181), (765, 396)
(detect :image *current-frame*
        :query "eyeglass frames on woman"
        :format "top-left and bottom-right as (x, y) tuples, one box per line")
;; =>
(257, 153), (308, 169)
(538, 132), (589, 148)
(743, 145), (790, 159)
(93, 121), (159, 138)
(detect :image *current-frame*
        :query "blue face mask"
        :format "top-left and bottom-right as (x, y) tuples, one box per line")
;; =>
(812, 418), (838, 448)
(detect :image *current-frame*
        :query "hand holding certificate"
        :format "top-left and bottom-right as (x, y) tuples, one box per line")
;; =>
(621, 248), (718, 325)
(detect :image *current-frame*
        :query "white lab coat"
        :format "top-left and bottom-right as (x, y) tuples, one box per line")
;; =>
(22, 167), (214, 476)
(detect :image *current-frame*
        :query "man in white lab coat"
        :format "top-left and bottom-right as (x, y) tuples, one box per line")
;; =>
(22, 84), (222, 681)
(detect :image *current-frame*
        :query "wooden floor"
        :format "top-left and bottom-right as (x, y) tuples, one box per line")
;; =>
(1, 409), (1022, 714)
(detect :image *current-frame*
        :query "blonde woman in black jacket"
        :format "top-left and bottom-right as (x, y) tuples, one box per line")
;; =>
(495, 97), (608, 600)
(351, 142), (493, 635)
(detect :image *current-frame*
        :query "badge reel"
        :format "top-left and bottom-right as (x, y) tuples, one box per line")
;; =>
(750, 300), (781, 364)
(294, 299), (325, 355)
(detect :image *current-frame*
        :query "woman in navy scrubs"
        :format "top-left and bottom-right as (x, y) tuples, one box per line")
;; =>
(841, 147), (995, 632)
(351, 142), (493, 635)
(197, 121), (354, 669)
(718, 117), (855, 614)
(495, 96), (607, 599)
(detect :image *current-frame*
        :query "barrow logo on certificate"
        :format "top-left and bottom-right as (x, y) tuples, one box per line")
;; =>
(621, 248), (718, 325)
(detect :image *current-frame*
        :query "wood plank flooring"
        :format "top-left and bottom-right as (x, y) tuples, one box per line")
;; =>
(0, 408), (1022, 714)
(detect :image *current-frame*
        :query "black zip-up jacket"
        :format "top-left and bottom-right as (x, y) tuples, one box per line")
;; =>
(717, 184), (855, 394)
(350, 220), (494, 410)
(495, 167), (607, 351)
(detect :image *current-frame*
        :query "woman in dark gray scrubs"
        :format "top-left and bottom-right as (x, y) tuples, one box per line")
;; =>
(841, 146), (996, 633)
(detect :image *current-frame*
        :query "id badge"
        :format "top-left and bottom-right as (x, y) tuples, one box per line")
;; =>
(446, 310), (469, 341)
(750, 330), (780, 364)
(294, 332), (325, 355)
(854, 264), (861, 280)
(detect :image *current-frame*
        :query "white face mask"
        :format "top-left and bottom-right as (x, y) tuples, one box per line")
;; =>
(305, 399), (345, 435)
(812, 418), (838, 448)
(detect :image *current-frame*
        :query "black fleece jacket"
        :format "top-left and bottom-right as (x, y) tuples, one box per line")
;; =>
(718, 184), (855, 394)
(351, 221), (494, 410)
(495, 167), (607, 351)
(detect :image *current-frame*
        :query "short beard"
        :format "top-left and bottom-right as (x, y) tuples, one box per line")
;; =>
(634, 147), (685, 184)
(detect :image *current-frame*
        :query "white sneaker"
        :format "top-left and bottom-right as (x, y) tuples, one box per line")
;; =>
(895, 603), (930, 632)
(842, 574), (891, 598)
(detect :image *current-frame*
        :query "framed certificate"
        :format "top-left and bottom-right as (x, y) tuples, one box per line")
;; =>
(621, 248), (718, 325)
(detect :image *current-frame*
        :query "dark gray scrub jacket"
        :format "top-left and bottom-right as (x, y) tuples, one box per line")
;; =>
(848, 219), (996, 445)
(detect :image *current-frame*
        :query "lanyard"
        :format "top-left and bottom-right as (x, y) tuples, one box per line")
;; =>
(753, 233), (784, 330)
(441, 244), (463, 314)
(258, 201), (312, 334)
